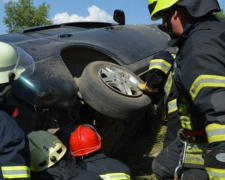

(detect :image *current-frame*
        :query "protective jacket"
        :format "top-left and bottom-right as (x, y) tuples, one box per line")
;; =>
(172, 15), (225, 178)
(77, 153), (130, 180)
(31, 151), (101, 180)
(146, 51), (181, 148)
(0, 110), (30, 179)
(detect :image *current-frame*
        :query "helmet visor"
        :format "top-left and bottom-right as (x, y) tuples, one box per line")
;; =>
(11, 45), (35, 81)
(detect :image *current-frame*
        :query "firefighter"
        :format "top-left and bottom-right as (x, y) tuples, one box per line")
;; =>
(0, 42), (33, 179)
(149, 0), (225, 179)
(28, 130), (102, 180)
(70, 124), (131, 180)
(138, 0), (181, 149)
(138, 50), (181, 149)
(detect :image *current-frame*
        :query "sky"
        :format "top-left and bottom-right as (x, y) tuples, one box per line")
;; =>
(0, 0), (225, 35)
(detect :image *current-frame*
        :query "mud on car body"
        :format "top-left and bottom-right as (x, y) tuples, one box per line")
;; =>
(0, 10), (176, 154)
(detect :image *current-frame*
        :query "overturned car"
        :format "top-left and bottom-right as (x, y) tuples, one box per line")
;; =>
(0, 10), (175, 154)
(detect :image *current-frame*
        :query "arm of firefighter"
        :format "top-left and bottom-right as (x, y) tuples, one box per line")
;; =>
(138, 51), (174, 93)
(0, 111), (30, 179)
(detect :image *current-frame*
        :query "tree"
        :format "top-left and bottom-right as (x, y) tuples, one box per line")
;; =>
(4, 0), (52, 33)
(215, 9), (225, 19)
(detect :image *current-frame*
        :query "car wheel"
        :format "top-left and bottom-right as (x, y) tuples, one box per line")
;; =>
(79, 61), (151, 121)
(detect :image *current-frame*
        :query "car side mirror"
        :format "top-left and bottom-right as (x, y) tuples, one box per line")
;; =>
(113, 9), (125, 25)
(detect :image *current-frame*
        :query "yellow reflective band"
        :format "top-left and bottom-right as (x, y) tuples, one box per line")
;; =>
(168, 99), (178, 114)
(164, 72), (173, 99)
(100, 173), (130, 180)
(149, 59), (172, 74)
(184, 153), (204, 166)
(186, 143), (207, 154)
(189, 75), (225, 101)
(205, 167), (225, 180)
(180, 115), (192, 130)
(206, 123), (225, 143)
(1, 166), (30, 179)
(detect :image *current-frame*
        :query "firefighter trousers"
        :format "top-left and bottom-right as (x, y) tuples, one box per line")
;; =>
(152, 138), (209, 180)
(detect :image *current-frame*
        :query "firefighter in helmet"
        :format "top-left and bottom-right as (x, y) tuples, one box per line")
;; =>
(139, 0), (181, 149)
(149, 0), (225, 179)
(70, 124), (131, 180)
(28, 130), (102, 180)
(0, 41), (34, 179)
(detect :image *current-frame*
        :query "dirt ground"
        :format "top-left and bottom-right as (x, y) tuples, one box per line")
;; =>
(112, 112), (167, 180)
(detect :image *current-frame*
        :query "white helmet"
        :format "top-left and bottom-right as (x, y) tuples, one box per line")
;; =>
(0, 41), (34, 84)
(27, 130), (67, 172)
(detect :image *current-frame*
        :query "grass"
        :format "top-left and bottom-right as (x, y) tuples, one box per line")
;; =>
(112, 110), (167, 180)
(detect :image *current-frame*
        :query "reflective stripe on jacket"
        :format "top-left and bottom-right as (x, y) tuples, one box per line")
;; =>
(1, 166), (30, 179)
(100, 173), (130, 180)
(183, 143), (207, 169)
(149, 59), (172, 74)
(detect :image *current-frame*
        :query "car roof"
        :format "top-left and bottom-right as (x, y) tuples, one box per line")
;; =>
(0, 22), (171, 65)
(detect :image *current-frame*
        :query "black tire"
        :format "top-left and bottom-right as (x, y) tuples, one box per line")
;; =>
(79, 61), (151, 121)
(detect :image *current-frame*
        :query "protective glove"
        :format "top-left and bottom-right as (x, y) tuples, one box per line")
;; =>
(138, 83), (158, 93)
(204, 148), (225, 179)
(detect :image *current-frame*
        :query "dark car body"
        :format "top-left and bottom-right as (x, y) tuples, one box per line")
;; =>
(0, 11), (176, 153)
(1, 22), (172, 106)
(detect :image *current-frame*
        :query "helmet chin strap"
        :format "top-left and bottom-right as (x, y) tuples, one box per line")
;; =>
(165, 11), (174, 37)
(0, 85), (11, 109)
(9, 72), (16, 85)
(167, 18), (173, 34)
(0, 84), (11, 97)
(0, 72), (15, 99)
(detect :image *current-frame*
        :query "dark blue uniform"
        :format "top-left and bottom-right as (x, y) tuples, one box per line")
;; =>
(0, 110), (30, 179)
(31, 151), (101, 180)
(77, 153), (130, 180)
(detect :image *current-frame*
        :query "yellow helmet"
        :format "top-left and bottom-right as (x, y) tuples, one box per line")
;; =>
(151, 0), (178, 20)
(151, 0), (220, 21)
(148, 0), (158, 16)
(0, 41), (34, 84)
(28, 131), (67, 172)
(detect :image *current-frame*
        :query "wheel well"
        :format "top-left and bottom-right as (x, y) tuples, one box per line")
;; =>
(60, 47), (116, 78)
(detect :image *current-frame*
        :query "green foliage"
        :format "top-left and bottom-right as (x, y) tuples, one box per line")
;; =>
(4, 0), (52, 33)
(215, 9), (225, 19)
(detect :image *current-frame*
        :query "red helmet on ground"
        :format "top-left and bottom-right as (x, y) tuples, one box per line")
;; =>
(70, 124), (101, 157)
